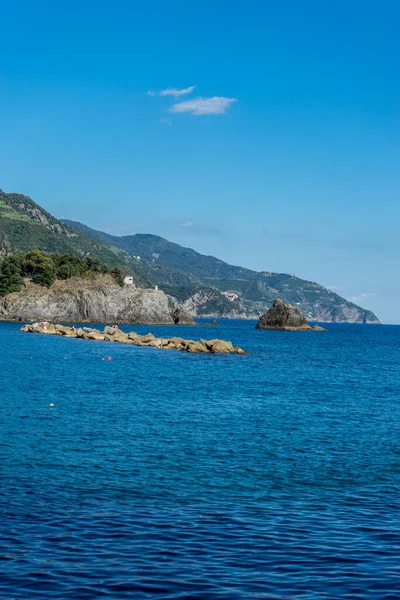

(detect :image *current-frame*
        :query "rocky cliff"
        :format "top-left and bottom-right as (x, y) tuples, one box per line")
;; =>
(256, 299), (325, 331)
(0, 275), (175, 324)
(0, 187), (381, 323)
(65, 221), (381, 323)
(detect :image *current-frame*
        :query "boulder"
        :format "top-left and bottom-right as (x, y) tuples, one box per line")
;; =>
(256, 299), (313, 331)
(186, 341), (209, 353)
(146, 338), (163, 348)
(166, 337), (186, 350)
(103, 326), (116, 335)
(135, 333), (156, 345)
(83, 331), (105, 341)
(113, 330), (128, 342)
(312, 324), (326, 331)
(119, 335), (135, 344)
(234, 347), (248, 355)
(28, 322), (57, 334)
(102, 327), (128, 342)
(172, 308), (196, 325)
(54, 324), (76, 336)
(206, 339), (235, 353)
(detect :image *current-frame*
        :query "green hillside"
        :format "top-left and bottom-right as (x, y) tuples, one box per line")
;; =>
(0, 188), (380, 322)
(0, 190), (150, 287)
(63, 220), (380, 323)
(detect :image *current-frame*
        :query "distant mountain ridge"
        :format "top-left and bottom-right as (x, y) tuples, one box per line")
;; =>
(63, 220), (380, 324)
(0, 188), (380, 323)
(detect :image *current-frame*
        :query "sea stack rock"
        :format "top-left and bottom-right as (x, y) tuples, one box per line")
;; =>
(172, 307), (196, 325)
(256, 299), (325, 331)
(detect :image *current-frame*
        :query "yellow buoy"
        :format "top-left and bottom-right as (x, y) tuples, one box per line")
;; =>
(49, 403), (54, 407)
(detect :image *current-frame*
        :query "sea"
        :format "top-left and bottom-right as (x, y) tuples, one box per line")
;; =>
(0, 320), (399, 599)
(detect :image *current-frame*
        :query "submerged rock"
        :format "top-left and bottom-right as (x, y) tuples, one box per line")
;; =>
(256, 299), (325, 331)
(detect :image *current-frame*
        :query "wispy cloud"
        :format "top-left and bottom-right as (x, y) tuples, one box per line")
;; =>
(160, 118), (172, 125)
(147, 86), (196, 98)
(350, 292), (377, 303)
(169, 96), (237, 116)
(180, 221), (193, 228)
(160, 86), (196, 97)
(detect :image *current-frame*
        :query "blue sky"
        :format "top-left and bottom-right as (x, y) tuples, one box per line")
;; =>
(1, 1), (399, 322)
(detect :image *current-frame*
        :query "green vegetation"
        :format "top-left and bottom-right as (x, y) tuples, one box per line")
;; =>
(0, 189), (150, 288)
(0, 250), (124, 297)
(0, 187), (380, 321)
(65, 220), (380, 323)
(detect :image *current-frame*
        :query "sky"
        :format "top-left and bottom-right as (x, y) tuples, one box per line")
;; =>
(1, 0), (399, 322)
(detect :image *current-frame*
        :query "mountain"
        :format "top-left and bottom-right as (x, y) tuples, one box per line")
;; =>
(0, 188), (380, 323)
(0, 190), (149, 287)
(63, 220), (380, 323)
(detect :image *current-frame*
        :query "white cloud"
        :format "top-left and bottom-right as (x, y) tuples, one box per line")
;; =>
(180, 221), (193, 228)
(169, 96), (237, 116)
(350, 292), (377, 303)
(160, 118), (172, 125)
(159, 86), (196, 97)
(147, 86), (196, 98)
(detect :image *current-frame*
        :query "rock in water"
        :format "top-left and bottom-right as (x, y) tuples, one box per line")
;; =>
(21, 323), (248, 354)
(172, 308), (196, 325)
(256, 299), (325, 331)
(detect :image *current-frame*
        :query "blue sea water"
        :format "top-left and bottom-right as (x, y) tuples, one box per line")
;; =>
(0, 320), (399, 599)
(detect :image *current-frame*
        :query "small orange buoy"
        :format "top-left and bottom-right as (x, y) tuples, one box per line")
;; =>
(107, 356), (112, 361)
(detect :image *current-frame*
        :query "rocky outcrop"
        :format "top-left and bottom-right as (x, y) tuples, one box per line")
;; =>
(21, 322), (247, 355)
(0, 276), (178, 324)
(256, 299), (325, 331)
(172, 307), (196, 325)
(180, 289), (258, 319)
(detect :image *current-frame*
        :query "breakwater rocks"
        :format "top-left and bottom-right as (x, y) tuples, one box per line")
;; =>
(21, 322), (248, 355)
(256, 299), (326, 331)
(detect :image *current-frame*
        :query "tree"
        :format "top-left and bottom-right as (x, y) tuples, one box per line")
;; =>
(0, 254), (24, 296)
(110, 267), (124, 286)
(23, 250), (56, 287)
(0, 249), (124, 296)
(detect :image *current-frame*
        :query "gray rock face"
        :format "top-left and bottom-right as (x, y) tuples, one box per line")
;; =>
(256, 299), (324, 331)
(172, 307), (196, 325)
(0, 275), (176, 324)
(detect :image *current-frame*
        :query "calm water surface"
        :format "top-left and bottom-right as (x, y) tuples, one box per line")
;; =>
(0, 320), (399, 599)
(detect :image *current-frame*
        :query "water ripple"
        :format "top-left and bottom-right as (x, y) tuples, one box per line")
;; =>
(0, 321), (400, 598)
